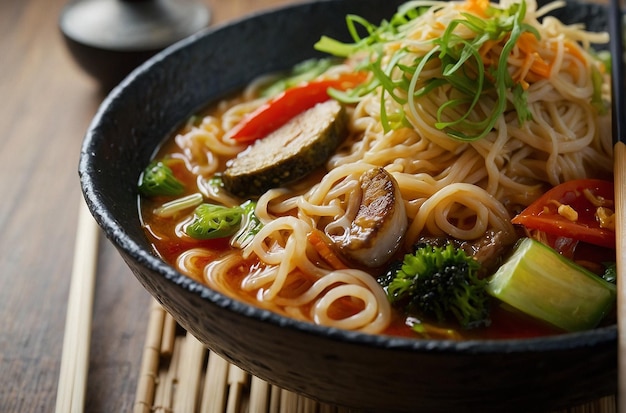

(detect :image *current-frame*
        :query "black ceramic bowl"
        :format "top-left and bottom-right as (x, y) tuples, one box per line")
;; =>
(78, 1), (617, 412)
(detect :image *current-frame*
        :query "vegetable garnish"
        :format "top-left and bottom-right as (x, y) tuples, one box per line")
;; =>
(259, 58), (339, 98)
(231, 201), (263, 249)
(138, 160), (185, 197)
(223, 100), (348, 197)
(314, 0), (588, 141)
(308, 229), (349, 270)
(487, 237), (616, 332)
(185, 203), (243, 240)
(408, 317), (463, 340)
(511, 179), (616, 249)
(380, 243), (490, 329)
(153, 193), (203, 218)
(226, 71), (367, 143)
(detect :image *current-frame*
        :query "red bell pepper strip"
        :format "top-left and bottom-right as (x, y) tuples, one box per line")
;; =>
(227, 71), (368, 143)
(511, 179), (616, 249)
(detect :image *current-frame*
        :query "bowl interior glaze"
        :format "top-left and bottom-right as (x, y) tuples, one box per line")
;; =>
(79, 0), (617, 411)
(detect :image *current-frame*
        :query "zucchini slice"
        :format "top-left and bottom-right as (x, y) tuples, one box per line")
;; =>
(486, 237), (616, 332)
(223, 100), (348, 197)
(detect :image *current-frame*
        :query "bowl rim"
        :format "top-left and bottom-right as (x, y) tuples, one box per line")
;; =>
(78, 0), (618, 356)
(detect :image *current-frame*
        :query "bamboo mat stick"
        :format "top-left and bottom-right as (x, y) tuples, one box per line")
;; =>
(152, 367), (168, 412)
(269, 385), (283, 413)
(161, 312), (178, 356)
(157, 335), (184, 412)
(134, 299), (166, 413)
(279, 389), (299, 413)
(226, 363), (248, 413)
(320, 404), (336, 413)
(201, 350), (230, 412)
(249, 376), (270, 412)
(174, 333), (207, 412)
(54, 198), (100, 413)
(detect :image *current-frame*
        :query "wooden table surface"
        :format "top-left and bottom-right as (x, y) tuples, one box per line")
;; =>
(0, 1), (305, 412)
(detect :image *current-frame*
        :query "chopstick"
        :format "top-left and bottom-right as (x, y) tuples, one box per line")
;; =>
(609, 0), (626, 410)
(55, 197), (100, 413)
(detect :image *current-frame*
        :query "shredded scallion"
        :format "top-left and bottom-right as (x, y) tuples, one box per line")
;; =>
(315, 0), (543, 141)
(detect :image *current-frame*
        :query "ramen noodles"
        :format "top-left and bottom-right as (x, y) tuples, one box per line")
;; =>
(138, 0), (616, 339)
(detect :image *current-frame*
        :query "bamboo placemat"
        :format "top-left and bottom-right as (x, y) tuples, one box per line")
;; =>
(133, 299), (617, 413)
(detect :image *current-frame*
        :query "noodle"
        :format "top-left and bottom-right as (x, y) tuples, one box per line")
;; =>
(140, 0), (613, 337)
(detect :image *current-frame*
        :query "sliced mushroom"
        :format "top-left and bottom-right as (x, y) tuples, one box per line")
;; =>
(329, 167), (407, 268)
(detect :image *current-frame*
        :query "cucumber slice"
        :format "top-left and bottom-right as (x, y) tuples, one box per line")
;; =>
(223, 100), (347, 197)
(486, 237), (616, 332)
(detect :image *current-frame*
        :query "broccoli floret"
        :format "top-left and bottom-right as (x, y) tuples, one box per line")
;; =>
(380, 243), (490, 329)
(139, 160), (185, 197)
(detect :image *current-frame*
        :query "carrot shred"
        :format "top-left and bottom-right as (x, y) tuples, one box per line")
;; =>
(512, 32), (553, 85)
(562, 40), (586, 65)
(463, 0), (489, 17)
(478, 39), (499, 65)
(554, 41), (587, 81)
(307, 230), (349, 270)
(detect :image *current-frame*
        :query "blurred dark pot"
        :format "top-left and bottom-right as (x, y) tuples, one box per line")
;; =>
(59, 0), (210, 91)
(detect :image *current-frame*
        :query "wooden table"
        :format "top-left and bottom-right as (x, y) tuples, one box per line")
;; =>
(0, 1), (305, 412)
